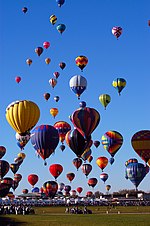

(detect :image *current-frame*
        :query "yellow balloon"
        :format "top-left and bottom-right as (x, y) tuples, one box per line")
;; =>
(18, 152), (26, 159)
(6, 100), (40, 135)
(50, 108), (58, 118)
(99, 94), (111, 110)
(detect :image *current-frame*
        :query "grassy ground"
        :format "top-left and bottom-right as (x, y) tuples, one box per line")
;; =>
(1, 206), (150, 226)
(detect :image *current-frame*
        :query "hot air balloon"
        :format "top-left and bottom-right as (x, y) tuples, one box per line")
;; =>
(148, 20), (150, 26)
(15, 132), (30, 150)
(22, 7), (28, 13)
(50, 15), (57, 25)
(17, 152), (26, 160)
(14, 157), (23, 166)
(26, 58), (32, 66)
(22, 189), (28, 194)
(58, 182), (65, 191)
(101, 131), (123, 164)
(81, 164), (92, 178)
(1, 177), (13, 189)
(125, 159), (149, 190)
(42, 181), (58, 198)
(64, 185), (71, 193)
(60, 144), (65, 152)
(100, 173), (108, 183)
(59, 62), (66, 70)
(88, 178), (98, 188)
(45, 57), (51, 65)
(0, 160), (9, 179)
(72, 158), (82, 171)
(112, 26), (123, 39)
(50, 108), (58, 118)
(32, 187), (39, 193)
(76, 187), (83, 194)
(12, 180), (19, 191)
(106, 185), (111, 192)
(66, 173), (75, 183)
(30, 125), (59, 165)
(54, 96), (60, 102)
(79, 101), (86, 109)
(0, 183), (11, 198)
(87, 155), (93, 163)
(93, 140), (100, 148)
(70, 190), (77, 197)
(35, 47), (43, 56)
(43, 41), (50, 49)
(43, 93), (50, 101)
(81, 148), (92, 162)
(71, 107), (100, 139)
(56, 24), (66, 34)
(49, 78), (57, 88)
(15, 76), (21, 83)
(65, 129), (91, 157)
(96, 157), (108, 171)
(75, 56), (88, 72)
(10, 163), (19, 174)
(54, 121), (71, 144)
(86, 191), (93, 197)
(69, 75), (87, 99)
(131, 130), (150, 163)
(56, 0), (65, 7)
(49, 164), (63, 180)
(6, 100), (40, 135)
(112, 78), (126, 95)
(0, 146), (6, 159)
(28, 174), (39, 188)
(14, 174), (22, 183)
(53, 72), (60, 79)
(99, 94), (111, 110)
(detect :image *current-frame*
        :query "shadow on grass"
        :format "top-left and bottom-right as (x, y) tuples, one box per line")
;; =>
(0, 216), (26, 226)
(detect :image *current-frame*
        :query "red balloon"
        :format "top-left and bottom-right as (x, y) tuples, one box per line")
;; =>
(76, 187), (83, 194)
(72, 158), (82, 170)
(28, 174), (39, 187)
(15, 76), (21, 83)
(43, 41), (50, 49)
(49, 164), (63, 180)
(0, 146), (6, 159)
(88, 178), (98, 188)
(66, 173), (75, 182)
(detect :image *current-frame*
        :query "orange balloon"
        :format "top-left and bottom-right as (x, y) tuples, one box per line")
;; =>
(96, 156), (108, 171)
(50, 108), (58, 118)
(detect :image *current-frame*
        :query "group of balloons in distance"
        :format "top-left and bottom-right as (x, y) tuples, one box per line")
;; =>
(1, 0), (150, 199)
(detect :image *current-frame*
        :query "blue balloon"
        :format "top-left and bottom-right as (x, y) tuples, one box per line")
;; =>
(32, 187), (39, 193)
(109, 157), (115, 165)
(125, 159), (149, 190)
(56, 0), (65, 7)
(79, 101), (86, 108)
(31, 125), (59, 163)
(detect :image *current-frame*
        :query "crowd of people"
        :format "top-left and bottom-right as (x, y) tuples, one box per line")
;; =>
(65, 206), (92, 214)
(0, 204), (35, 215)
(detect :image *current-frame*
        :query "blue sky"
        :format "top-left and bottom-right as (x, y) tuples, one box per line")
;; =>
(1, 0), (150, 196)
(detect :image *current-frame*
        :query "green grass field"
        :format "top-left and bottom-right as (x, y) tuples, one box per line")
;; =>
(1, 206), (150, 226)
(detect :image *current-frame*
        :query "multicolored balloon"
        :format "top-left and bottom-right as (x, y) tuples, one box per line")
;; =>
(81, 163), (92, 178)
(96, 156), (108, 171)
(131, 130), (150, 163)
(66, 173), (75, 183)
(88, 178), (98, 188)
(71, 107), (100, 139)
(112, 78), (126, 95)
(75, 56), (88, 72)
(45, 58), (51, 65)
(112, 26), (123, 39)
(100, 173), (108, 183)
(50, 15), (57, 25)
(26, 58), (32, 66)
(101, 131), (123, 164)
(50, 108), (59, 118)
(72, 158), (82, 171)
(54, 121), (71, 144)
(35, 47), (43, 56)
(49, 78), (57, 88)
